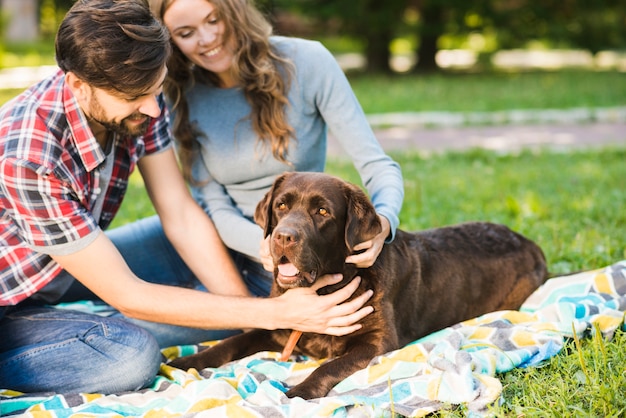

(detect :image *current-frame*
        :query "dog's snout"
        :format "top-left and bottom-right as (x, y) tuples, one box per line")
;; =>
(274, 226), (299, 247)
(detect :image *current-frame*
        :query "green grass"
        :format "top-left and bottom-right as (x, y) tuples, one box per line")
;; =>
(0, 89), (24, 106)
(495, 327), (626, 417)
(347, 70), (626, 113)
(0, 41), (57, 69)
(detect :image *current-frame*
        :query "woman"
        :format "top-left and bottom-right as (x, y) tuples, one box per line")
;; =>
(149, 0), (404, 293)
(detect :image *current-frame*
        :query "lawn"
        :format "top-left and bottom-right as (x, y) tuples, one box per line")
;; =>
(347, 70), (626, 113)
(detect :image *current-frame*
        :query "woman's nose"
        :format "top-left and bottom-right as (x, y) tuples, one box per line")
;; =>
(198, 26), (217, 46)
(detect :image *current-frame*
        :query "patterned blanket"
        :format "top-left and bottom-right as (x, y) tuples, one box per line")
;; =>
(2, 260), (625, 417)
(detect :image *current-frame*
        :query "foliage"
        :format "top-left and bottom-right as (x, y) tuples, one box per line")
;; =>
(282, 0), (406, 73)
(5, 1), (626, 74)
(271, 0), (626, 73)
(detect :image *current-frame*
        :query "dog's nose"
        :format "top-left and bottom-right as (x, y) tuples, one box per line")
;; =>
(274, 226), (299, 248)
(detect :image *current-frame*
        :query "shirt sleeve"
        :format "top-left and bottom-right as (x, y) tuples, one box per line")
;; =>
(0, 156), (100, 255)
(298, 41), (405, 241)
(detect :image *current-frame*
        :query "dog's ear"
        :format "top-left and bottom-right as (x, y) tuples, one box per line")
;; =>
(254, 172), (291, 237)
(344, 182), (382, 251)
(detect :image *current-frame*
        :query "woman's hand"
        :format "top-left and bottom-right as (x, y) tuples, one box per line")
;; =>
(345, 214), (390, 268)
(275, 274), (374, 336)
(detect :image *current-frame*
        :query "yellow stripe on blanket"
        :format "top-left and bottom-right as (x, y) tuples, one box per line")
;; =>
(594, 272), (614, 294)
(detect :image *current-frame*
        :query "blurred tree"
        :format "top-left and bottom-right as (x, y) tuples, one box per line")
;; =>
(491, 0), (626, 53)
(284, 0), (406, 73)
(267, 0), (625, 74)
(37, 0), (73, 40)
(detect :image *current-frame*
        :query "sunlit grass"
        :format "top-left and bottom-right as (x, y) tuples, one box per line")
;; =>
(347, 70), (626, 113)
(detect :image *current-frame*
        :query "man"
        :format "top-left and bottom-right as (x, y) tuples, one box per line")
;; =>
(0, 0), (372, 394)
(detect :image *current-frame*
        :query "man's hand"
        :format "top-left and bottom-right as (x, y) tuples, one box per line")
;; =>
(275, 274), (374, 336)
(345, 214), (390, 268)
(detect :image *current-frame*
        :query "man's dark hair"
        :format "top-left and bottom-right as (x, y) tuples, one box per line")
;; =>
(56, 0), (171, 96)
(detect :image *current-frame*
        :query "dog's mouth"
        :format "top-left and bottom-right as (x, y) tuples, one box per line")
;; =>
(276, 257), (317, 289)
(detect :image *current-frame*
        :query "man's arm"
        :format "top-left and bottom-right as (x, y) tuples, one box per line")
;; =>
(51, 231), (373, 334)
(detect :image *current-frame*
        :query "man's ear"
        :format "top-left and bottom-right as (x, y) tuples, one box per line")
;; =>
(64, 72), (91, 105)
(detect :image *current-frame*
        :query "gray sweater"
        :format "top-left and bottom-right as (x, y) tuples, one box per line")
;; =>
(186, 36), (404, 261)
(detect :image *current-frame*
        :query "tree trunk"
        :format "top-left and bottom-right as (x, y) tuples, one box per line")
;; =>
(364, 32), (393, 73)
(414, 2), (445, 73)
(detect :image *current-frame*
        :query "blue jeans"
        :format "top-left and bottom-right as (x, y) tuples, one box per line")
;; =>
(0, 215), (273, 394)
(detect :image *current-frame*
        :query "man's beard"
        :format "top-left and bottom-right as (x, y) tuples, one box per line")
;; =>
(88, 94), (152, 137)
(97, 114), (151, 137)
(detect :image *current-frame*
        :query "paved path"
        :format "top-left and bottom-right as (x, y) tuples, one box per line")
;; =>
(328, 122), (626, 156)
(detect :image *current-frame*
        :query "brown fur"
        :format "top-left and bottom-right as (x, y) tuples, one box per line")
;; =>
(169, 172), (549, 399)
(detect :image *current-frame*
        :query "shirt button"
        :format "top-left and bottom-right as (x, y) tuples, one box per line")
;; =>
(94, 187), (102, 194)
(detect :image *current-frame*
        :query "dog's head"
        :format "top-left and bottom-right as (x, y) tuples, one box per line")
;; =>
(254, 172), (382, 290)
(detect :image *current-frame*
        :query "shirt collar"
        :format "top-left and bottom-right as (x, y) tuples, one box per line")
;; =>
(61, 75), (106, 172)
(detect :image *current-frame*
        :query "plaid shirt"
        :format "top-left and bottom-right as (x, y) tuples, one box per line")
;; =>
(0, 69), (172, 305)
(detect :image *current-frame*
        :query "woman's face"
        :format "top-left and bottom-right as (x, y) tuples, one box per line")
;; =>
(163, 0), (236, 87)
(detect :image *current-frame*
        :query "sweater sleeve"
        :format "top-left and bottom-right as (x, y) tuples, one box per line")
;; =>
(296, 40), (404, 241)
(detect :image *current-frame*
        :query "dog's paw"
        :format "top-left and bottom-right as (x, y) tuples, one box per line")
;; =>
(168, 354), (211, 371)
(285, 382), (329, 400)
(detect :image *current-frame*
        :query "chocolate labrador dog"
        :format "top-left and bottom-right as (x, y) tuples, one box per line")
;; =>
(170, 172), (549, 399)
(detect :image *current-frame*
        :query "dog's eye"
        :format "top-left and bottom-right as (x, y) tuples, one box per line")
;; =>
(318, 207), (329, 216)
(277, 202), (287, 211)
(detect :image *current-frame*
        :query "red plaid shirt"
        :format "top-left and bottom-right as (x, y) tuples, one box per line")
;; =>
(0, 69), (172, 305)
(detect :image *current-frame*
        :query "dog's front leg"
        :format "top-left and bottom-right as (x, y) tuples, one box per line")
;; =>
(286, 342), (379, 399)
(169, 329), (283, 371)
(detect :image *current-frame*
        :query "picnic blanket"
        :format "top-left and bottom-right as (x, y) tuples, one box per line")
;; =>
(2, 260), (625, 417)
